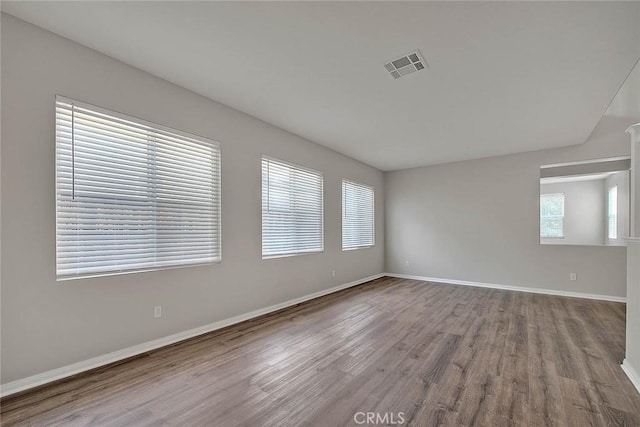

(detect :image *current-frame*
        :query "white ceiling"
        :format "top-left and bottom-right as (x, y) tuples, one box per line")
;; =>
(3, 2), (639, 171)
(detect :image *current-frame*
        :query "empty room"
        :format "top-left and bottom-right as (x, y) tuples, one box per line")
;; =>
(1, 1), (640, 426)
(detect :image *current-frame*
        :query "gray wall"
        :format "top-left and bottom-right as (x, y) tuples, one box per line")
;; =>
(540, 179), (606, 246)
(385, 114), (635, 298)
(0, 14), (384, 383)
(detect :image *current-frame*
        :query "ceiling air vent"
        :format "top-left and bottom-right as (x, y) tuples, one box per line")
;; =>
(384, 51), (427, 79)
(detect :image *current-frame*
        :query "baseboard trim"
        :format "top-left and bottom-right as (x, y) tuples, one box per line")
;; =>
(0, 273), (385, 398)
(384, 273), (626, 303)
(622, 359), (640, 394)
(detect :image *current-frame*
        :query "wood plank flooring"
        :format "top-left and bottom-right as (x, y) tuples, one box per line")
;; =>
(2, 277), (639, 426)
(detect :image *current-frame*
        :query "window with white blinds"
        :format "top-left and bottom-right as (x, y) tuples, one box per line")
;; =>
(56, 96), (221, 279)
(342, 180), (375, 250)
(262, 157), (323, 258)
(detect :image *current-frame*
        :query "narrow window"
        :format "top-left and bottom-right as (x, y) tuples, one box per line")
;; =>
(342, 180), (375, 250)
(540, 193), (564, 238)
(608, 185), (618, 239)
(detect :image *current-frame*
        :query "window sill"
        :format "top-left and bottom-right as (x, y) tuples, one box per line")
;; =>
(342, 245), (375, 251)
(262, 250), (324, 260)
(57, 259), (221, 282)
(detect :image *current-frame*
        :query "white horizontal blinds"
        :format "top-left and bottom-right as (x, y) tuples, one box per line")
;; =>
(56, 96), (221, 278)
(342, 180), (375, 249)
(262, 157), (323, 257)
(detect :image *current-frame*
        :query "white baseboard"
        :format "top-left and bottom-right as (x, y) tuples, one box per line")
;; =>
(0, 273), (384, 398)
(385, 273), (626, 303)
(622, 359), (640, 394)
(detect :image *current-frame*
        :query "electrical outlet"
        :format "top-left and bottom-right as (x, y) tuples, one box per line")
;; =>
(570, 273), (577, 281)
(154, 306), (162, 318)
(331, 270), (336, 277)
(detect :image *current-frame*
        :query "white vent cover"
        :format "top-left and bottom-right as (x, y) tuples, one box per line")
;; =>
(384, 51), (427, 79)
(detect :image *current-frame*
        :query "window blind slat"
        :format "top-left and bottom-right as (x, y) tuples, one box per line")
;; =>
(56, 96), (221, 279)
(342, 180), (375, 250)
(262, 157), (323, 258)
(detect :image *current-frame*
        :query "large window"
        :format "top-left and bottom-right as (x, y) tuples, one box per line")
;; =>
(540, 193), (564, 238)
(262, 157), (323, 258)
(608, 185), (618, 239)
(56, 96), (221, 279)
(342, 180), (375, 250)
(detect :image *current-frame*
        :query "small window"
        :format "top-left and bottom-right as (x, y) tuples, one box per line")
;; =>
(262, 157), (323, 258)
(56, 96), (221, 279)
(540, 193), (564, 238)
(608, 186), (618, 239)
(342, 180), (375, 250)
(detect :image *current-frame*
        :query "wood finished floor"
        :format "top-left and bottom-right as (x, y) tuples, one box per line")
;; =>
(2, 277), (639, 426)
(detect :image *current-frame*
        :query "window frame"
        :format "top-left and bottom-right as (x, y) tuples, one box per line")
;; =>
(261, 156), (324, 259)
(342, 179), (375, 251)
(55, 95), (222, 280)
(540, 192), (565, 239)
